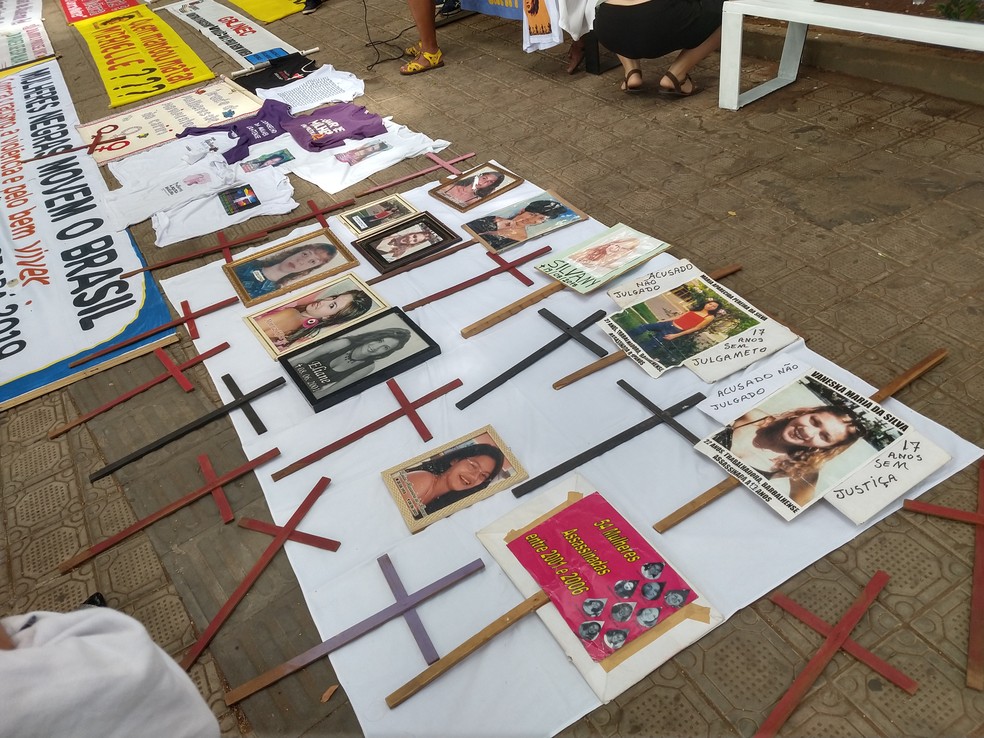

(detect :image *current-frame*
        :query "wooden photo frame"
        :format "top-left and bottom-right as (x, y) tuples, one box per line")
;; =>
(427, 162), (524, 213)
(461, 190), (587, 254)
(351, 212), (461, 274)
(383, 425), (527, 532)
(244, 274), (388, 359)
(337, 194), (419, 237)
(280, 308), (441, 412)
(222, 229), (357, 307)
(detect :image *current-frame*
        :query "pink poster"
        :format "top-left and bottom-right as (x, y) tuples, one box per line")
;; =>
(506, 493), (697, 661)
(59, 0), (137, 23)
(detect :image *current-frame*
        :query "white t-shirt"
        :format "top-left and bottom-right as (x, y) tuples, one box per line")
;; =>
(108, 134), (239, 187)
(103, 153), (239, 230)
(152, 165), (297, 247)
(1, 609), (219, 738)
(256, 64), (365, 113)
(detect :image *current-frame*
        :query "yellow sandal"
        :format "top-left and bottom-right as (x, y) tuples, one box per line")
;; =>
(400, 49), (444, 75)
(405, 42), (421, 57)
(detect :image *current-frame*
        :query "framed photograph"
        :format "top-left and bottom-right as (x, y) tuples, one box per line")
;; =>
(337, 195), (418, 237)
(351, 212), (461, 274)
(222, 229), (358, 307)
(427, 162), (524, 212)
(280, 308), (440, 412)
(383, 426), (527, 532)
(243, 274), (388, 358)
(461, 190), (587, 254)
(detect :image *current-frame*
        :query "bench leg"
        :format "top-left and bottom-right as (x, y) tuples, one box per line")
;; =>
(719, 14), (810, 110)
(718, 10), (744, 109)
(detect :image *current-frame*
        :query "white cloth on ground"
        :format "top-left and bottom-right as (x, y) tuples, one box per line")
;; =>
(256, 64), (365, 112)
(0, 608), (219, 738)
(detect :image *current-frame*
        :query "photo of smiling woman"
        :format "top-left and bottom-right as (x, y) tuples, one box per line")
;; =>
(383, 427), (527, 532)
(705, 373), (904, 514)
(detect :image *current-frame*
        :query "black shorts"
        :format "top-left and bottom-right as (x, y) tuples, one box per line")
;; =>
(593, 0), (724, 59)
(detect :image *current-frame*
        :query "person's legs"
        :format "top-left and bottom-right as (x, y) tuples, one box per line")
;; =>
(617, 54), (643, 92)
(401, 0), (444, 74)
(659, 28), (721, 94)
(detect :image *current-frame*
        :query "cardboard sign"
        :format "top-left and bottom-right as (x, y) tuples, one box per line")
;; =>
(74, 6), (214, 107)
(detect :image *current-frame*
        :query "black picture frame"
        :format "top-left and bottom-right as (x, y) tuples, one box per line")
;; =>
(279, 308), (441, 412)
(351, 212), (461, 274)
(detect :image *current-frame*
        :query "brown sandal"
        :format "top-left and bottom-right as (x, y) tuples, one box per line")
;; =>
(657, 71), (699, 97)
(621, 68), (643, 94)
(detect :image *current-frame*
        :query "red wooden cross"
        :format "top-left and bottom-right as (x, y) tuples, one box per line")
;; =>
(903, 459), (984, 690)
(48, 343), (230, 439)
(271, 377), (462, 481)
(355, 153), (476, 198)
(118, 199), (355, 279)
(755, 571), (891, 738)
(180, 477), (335, 670)
(59, 448), (281, 573)
(402, 245), (552, 312)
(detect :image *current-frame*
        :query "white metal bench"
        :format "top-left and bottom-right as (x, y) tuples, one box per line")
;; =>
(718, 0), (984, 109)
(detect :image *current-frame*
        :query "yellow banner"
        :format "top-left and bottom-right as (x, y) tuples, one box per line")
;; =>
(224, 0), (300, 23)
(75, 6), (214, 107)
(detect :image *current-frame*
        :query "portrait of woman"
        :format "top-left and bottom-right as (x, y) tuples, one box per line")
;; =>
(375, 225), (441, 261)
(224, 232), (355, 306)
(463, 195), (583, 252)
(402, 443), (505, 518)
(430, 162), (522, 212)
(335, 141), (391, 166)
(339, 195), (417, 236)
(290, 327), (412, 398)
(242, 150), (294, 172)
(567, 236), (642, 276)
(354, 213), (460, 273)
(713, 402), (868, 506)
(383, 426), (527, 532)
(246, 277), (383, 356)
(626, 299), (725, 347)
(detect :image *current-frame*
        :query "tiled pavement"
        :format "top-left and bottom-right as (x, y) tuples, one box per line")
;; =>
(3, 1), (984, 736)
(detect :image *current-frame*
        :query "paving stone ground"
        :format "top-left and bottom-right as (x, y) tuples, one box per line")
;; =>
(2, 1), (984, 736)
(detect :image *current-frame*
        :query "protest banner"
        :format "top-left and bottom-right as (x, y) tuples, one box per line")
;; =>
(0, 61), (174, 409)
(0, 23), (53, 71)
(161, 0), (298, 68)
(0, 0), (42, 27)
(74, 6), (214, 106)
(58, 0), (138, 24)
(221, 0), (300, 23)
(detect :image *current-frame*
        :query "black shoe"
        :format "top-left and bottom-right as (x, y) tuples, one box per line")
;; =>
(437, 0), (460, 15)
(302, 0), (322, 13)
(80, 592), (108, 608)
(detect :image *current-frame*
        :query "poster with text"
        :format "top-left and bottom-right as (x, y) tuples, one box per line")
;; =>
(0, 24), (52, 70)
(59, 0), (138, 24)
(535, 223), (670, 294)
(77, 79), (262, 165)
(602, 259), (796, 383)
(507, 492), (699, 661)
(0, 61), (173, 409)
(74, 6), (214, 106)
(696, 370), (908, 521)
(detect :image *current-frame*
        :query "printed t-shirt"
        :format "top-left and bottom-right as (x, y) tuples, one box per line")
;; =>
(152, 166), (297, 247)
(177, 98), (295, 164)
(256, 64), (365, 112)
(280, 102), (385, 152)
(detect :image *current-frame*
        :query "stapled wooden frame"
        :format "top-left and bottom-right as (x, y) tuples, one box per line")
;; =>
(222, 228), (358, 307)
(427, 162), (525, 213)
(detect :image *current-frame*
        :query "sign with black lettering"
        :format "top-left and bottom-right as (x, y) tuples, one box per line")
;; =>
(0, 60), (173, 409)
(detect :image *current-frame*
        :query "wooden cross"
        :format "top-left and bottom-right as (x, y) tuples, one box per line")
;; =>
(59, 448), (281, 573)
(271, 377), (462, 481)
(653, 348), (947, 533)
(769, 591), (918, 694)
(455, 308), (608, 410)
(903, 459), (984, 689)
(180, 477), (336, 669)
(354, 153), (476, 198)
(512, 388), (706, 498)
(89, 375), (286, 482)
(402, 245), (553, 312)
(48, 343), (230, 439)
(221, 374), (269, 435)
(68, 297), (240, 369)
(755, 571), (891, 738)
(224, 556), (486, 705)
(118, 199), (355, 279)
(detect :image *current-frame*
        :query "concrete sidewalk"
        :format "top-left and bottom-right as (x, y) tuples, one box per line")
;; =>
(2, 1), (984, 736)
